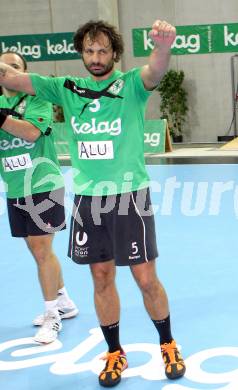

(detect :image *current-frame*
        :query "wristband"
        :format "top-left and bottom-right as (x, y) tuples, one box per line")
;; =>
(0, 112), (7, 128)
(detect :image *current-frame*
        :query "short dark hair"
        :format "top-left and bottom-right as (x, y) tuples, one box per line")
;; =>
(0, 50), (27, 71)
(73, 20), (124, 62)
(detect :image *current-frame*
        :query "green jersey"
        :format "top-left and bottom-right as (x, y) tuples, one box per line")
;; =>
(30, 68), (151, 196)
(0, 92), (64, 198)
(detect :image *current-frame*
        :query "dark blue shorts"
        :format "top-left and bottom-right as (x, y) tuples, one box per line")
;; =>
(7, 187), (66, 237)
(68, 188), (158, 266)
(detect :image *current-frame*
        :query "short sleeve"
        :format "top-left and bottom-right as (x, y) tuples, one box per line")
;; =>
(23, 95), (52, 134)
(30, 73), (66, 106)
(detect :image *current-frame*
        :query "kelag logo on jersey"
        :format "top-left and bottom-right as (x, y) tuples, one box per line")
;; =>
(71, 117), (122, 136)
(0, 138), (35, 151)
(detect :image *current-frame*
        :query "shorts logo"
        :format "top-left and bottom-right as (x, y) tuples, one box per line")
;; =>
(76, 231), (88, 246)
(75, 246), (89, 258)
(129, 241), (141, 260)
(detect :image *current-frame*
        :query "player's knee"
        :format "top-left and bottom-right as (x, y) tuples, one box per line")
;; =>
(137, 274), (157, 295)
(30, 244), (51, 264)
(92, 268), (115, 293)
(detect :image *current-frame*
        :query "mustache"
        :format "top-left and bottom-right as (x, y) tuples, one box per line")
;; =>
(90, 63), (104, 67)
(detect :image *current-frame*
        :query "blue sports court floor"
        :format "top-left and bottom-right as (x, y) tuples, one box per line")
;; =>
(1, 163), (238, 390)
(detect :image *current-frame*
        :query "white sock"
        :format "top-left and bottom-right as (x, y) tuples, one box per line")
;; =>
(45, 299), (59, 316)
(58, 286), (69, 299)
(57, 287), (73, 307)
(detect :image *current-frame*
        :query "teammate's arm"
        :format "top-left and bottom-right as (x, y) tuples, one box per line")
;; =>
(141, 20), (176, 91)
(0, 116), (40, 142)
(0, 62), (35, 95)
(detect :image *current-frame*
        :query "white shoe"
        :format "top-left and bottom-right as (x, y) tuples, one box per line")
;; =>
(34, 311), (62, 344)
(33, 301), (79, 326)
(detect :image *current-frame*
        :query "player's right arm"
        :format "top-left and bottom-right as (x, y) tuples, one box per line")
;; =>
(0, 62), (35, 95)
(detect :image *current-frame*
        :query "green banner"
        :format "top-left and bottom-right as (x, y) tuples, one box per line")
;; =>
(213, 24), (238, 53)
(1, 23), (237, 62)
(144, 119), (167, 153)
(133, 23), (238, 56)
(0, 32), (80, 62)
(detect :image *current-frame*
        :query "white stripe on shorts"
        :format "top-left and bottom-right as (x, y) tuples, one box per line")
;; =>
(131, 191), (149, 262)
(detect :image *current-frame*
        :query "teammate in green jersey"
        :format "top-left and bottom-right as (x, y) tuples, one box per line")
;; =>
(0, 20), (185, 386)
(0, 51), (78, 345)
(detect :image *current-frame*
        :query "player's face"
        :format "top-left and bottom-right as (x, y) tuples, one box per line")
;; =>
(0, 53), (26, 94)
(82, 33), (115, 79)
(0, 52), (25, 73)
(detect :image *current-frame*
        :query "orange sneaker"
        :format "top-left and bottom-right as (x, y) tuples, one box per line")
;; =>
(99, 350), (128, 387)
(160, 340), (186, 379)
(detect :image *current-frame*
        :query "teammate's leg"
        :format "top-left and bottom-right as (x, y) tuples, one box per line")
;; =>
(25, 234), (62, 343)
(25, 233), (78, 343)
(25, 234), (60, 301)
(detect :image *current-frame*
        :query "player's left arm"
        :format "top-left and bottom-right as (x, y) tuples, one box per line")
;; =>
(0, 116), (41, 142)
(0, 96), (52, 142)
(141, 20), (176, 90)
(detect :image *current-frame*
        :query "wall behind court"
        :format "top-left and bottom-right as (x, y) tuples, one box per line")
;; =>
(1, 0), (238, 142)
